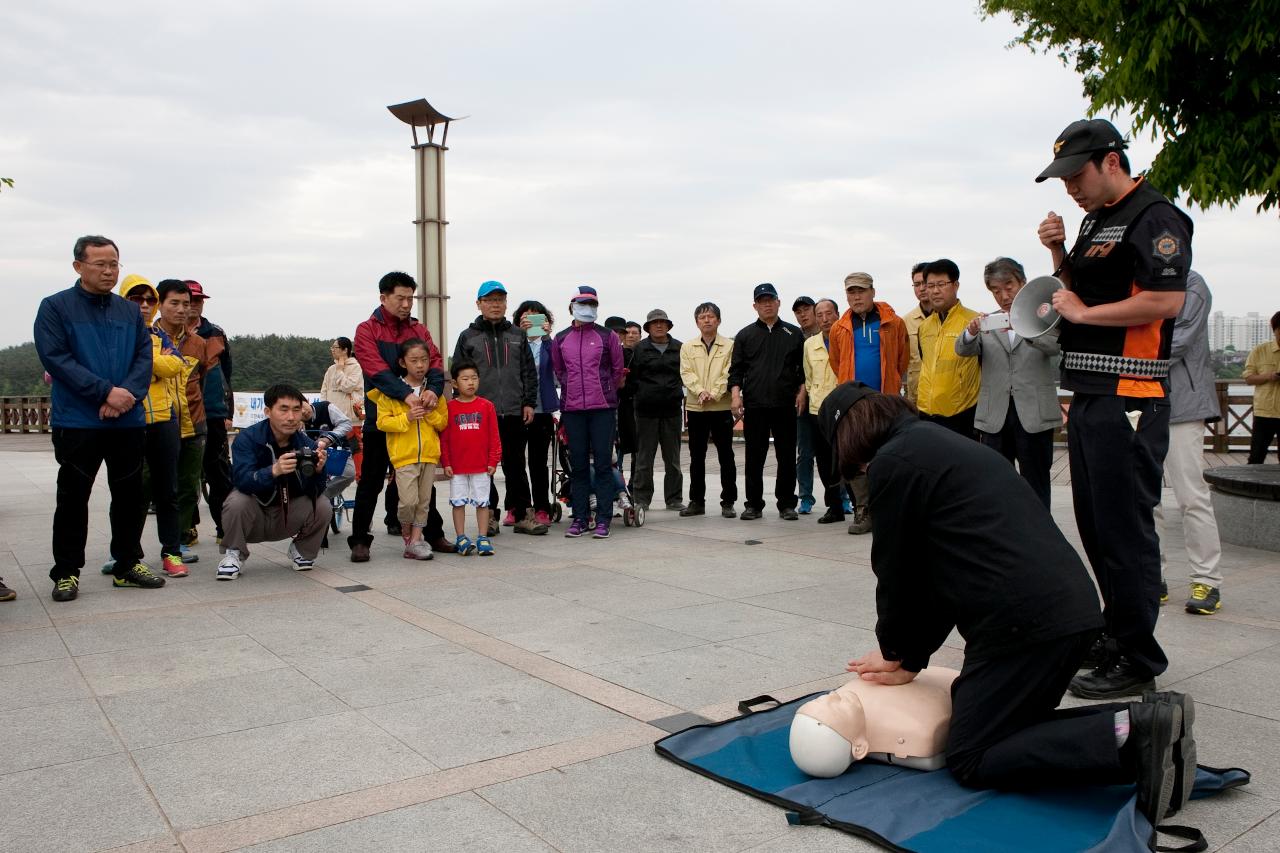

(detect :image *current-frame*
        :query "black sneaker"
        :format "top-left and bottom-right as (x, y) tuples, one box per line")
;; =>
(1078, 633), (1111, 671)
(720, 505), (737, 519)
(1184, 583), (1221, 615)
(1127, 700), (1181, 828)
(679, 503), (705, 517)
(51, 576), (79, 602)
(817, 507), (845, 524)
(0, 577), (15, 601)
(1144, 691), (1196, 817)
(1159, 578), (1168, 604)
(739, 507), (762, 520)
(113, 562), (166, 589)
(779, 508), (799, 521)
(1069, 655), (1156, 700)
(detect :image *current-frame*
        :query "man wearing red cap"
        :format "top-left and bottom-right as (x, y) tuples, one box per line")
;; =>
(1035, 118), (1191, 700)
(185, 280), (234, 545)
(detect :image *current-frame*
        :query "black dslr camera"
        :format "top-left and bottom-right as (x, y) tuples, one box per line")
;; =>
(294, 447), (318, 478)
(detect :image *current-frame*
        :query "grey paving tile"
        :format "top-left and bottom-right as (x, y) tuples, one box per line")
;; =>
(0, 595), (53, 631)
(238, 792), (556, 852)
(1178, 790), (1280, 852)
(554, 578), (721, 616)
(0, 626), (67, 666)
(723, 621), (880, 674)
(585, 643), (827, 710)
(214, 591), (446, 659)
(502, 615), (706, 667)
(43, 582), (202, 618)
(1218, 800), (1280, 852)
(478, 746), (785, 852)
(644, 562), (836, 600)
(362, 675), (634, 769)
(388, 574), (544, 612)
(432, 593), (614, 639)
(134, 711), (436, 830)
(100, 667), (348, 750)
(0, 657), (90, 712)
(1155, 613), (1280, 686)
(1167, 642), (1280, 720)
(639, 600), (820, 642)
(0, 753), (170, 852)
(740, 582), (881, 629)
(179, 567), (326, 602)
(0, 698), (118, 775)
(76, 634), (286, 697)
(57, 607), (242, 656)
(1193, 703), (1280, 800)
(490, 564), (637, 596)
(741, 827), (884, 851)
(289, 643), (523, 709)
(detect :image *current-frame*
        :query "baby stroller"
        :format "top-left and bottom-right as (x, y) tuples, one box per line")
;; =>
(551, 415), (643, 527)
(305, 429), (356, 535)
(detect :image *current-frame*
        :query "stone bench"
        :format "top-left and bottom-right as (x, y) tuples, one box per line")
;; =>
(1203, 464), (1280, 552)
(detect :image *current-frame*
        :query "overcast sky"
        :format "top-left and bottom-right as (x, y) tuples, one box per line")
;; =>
(2, 1), (1273, 353)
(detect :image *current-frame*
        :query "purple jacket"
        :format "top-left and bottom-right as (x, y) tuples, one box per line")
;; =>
(551, 322), (624, 412)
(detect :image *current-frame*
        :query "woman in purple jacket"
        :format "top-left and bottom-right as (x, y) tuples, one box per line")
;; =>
(550, 286), (625, 538)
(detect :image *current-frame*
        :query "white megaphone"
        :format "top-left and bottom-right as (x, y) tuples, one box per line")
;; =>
(1009, 275), (1065, 338)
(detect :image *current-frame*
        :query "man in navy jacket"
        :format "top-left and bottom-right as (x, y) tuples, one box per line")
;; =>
(35, 235), (165, 601)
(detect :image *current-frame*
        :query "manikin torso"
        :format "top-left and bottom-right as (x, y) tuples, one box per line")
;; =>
(790, 667), (960, 776)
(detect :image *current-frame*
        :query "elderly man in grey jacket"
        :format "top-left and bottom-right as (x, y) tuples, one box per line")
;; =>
(956, 257), (1062, 508)
(1155, 270), (1224, 615)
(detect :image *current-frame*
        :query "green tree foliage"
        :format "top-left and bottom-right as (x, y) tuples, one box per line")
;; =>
(0, 178), (13, 192)
(0, 335), (336, 396)
(980, 1), (1280, 212)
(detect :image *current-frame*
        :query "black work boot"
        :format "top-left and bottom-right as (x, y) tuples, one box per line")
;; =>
(1069, 655), (1156, 700)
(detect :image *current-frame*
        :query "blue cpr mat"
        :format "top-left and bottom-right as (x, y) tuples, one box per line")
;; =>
(655, 693), (1249, 853)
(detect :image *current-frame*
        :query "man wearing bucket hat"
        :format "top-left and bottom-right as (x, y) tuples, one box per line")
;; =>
(629, 308), (685, 512)
(1035, 117), (1192, 699)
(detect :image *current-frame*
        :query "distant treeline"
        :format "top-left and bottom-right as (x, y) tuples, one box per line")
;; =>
(0, 335), (336, 396)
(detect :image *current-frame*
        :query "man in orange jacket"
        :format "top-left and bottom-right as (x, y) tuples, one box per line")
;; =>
(826, 272), (909, 533)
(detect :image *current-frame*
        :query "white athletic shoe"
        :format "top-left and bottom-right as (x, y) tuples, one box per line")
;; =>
(217, 549), (242, 581)
(287, 541), (314, 571)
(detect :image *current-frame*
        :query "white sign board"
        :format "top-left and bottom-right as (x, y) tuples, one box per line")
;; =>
(232, 391), (322, 429)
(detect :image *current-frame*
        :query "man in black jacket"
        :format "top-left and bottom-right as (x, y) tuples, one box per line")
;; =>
(629, 308), (684, 511)
(729, 283), (806, 520)
(822, 383), (1193, 829)
(452, 281), (546, 535)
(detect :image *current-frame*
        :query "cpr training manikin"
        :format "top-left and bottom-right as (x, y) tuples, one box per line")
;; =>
(789, 668), (960, 776)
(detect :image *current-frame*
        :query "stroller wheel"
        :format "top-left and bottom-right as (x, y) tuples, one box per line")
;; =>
(634, 505), (646, 527)
(623, 508), (634, 527)
(551, 503), (563, 523)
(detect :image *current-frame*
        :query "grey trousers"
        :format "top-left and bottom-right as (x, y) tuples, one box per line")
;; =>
(633, 413), (683, 508)
(221, 489), (332, 561)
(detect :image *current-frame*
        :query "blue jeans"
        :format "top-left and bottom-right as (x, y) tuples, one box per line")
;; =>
(563, 409), (617, 523)
(795, 413), (814, 504)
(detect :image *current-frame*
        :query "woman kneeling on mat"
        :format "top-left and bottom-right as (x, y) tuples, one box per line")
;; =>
(819, 382), (1194, 828)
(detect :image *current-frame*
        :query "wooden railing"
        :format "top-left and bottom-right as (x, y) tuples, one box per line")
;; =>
(2, 382), (1262, 448)
(0, 397), (52, 433)
(1052, 380), (1254, 450)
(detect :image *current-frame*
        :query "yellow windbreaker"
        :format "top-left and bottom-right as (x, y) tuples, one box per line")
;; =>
(802, 333), (839, 415)
(917, 301), (981, 417)
(370, 389), (449, 468)
(117, 275), (186, 425)
(679, 334), (733, 412)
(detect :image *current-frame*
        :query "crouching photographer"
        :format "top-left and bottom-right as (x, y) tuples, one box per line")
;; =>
(219, 384), (333, 579)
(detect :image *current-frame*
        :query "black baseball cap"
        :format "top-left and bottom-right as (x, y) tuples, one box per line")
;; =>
(817, 382), (876, 444)
(791, 295), (816, 311)
(1035, 119), (1128, 183)
(604, 315), (627, 332)
(753, 282), (779, 302)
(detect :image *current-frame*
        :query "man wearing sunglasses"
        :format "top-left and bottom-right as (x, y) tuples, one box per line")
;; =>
(35, 235), (164, 602)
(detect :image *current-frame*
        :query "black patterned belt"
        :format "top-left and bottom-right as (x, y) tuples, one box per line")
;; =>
(1063, 351), (1170, 378)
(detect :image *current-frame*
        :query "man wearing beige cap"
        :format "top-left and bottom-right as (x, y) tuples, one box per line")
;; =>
(629, 308), (685, 511)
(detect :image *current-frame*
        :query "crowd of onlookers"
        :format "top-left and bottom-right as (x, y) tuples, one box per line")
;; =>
(2, 230), (1277, 610)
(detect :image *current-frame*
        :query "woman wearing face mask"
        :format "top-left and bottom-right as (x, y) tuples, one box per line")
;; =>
(550, 286), (626, 539)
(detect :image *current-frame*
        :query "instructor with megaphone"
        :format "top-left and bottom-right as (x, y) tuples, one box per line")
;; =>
(1033, 118), (1191, 701)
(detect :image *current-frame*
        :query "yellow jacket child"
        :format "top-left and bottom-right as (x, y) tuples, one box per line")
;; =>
(370, 389), (449, 468)
(117, 275), (187, 425)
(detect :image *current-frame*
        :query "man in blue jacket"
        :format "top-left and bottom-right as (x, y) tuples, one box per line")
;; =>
(35, 235), (165, 601)
(218, 384), (333, 579)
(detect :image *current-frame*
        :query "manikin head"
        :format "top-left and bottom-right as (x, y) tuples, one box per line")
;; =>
(790, 689), (871, 778)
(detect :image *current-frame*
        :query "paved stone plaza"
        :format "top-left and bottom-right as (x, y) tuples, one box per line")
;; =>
(1, 439), (1278, 852)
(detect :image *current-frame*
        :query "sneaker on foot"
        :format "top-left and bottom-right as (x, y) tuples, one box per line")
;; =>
(1184, 583), (1221, 615)
(720, 504), (737, 518)
(779, 508), (799, 521)
(592, 520), (610, 539)
(161, 554), (188, 578)
(287, 541), (314, 571)
(114, 562), (166, 589)
(739, 507), (762, 520)
(1069, 655), (1155, 700)
(842, 497), (853, 514)
(798, 498), (815, 515)
(51, 576), (79, 602)
(0, 577), (14, 601)
(217, 549), (242, 581)
(184, 527), (199, 547)
(100, 560), (116, 575)
(476, 535), (495, 555)
(405, 540), (434, 560)
(565, 519), (587, 538)
(534, 509), (553, 526)
(1159, 578), (1168, 604)
(817, 507), (845, 524)
(679, 502), (705, 517)
(454, 535), (476, 555)
(502, 510), (516, 526)
(180, 544), (200, 564)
